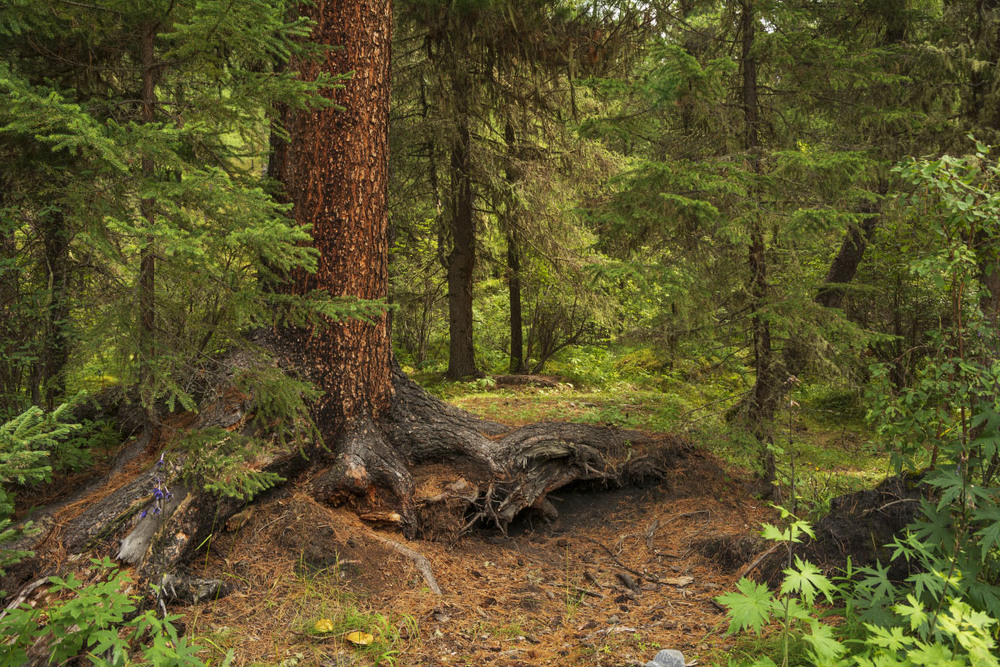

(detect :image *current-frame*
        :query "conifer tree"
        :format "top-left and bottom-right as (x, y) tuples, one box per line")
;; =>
(0, 0), (328, 414)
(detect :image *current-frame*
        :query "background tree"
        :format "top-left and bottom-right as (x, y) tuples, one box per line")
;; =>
(0, 0), (328, 418)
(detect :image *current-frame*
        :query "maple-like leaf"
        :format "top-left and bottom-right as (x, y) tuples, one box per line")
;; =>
(716, 578), (775, 635)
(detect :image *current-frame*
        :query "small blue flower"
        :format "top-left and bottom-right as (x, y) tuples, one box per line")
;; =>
(139, 452), (175, 521)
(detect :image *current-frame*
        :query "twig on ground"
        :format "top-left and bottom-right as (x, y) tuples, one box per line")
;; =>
(584, 536), (664, 584)
(645, 519), (660, 551)
(734, 543), (780, 581)
(862, 498), (919, 515)
(661, 509), (711, 528)
(368, 532), (443, 595)
(573, 586), (605, 598)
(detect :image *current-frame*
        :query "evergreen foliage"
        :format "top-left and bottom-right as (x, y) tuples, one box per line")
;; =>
(0, 400), (78, 582)
(6, 0), (1000, 663)
(0, 0), (352, 415)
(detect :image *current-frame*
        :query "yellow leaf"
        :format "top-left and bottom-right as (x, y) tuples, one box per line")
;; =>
(345, 631), (374, 645)
(313, 618), (335, 633)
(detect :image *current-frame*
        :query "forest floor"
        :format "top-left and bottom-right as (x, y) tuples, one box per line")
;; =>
(170, 379), (883, 667)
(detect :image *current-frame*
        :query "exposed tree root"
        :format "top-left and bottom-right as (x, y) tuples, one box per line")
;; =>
(1, 358), (685, 607)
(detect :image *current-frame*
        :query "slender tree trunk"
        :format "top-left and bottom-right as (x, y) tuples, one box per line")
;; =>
(506, 231), (525, 374)
(445, 71), (478, 379)
(739, 0), (777, 486)
(815, 204), (880, 309)
(36, 209), (71, 409)
(970, 0), (1000, 321)
(0, 177), (21, 411)
(277, 0), (394, 429)
(138, 23), (157, 395)
(504, 122), (525, 374)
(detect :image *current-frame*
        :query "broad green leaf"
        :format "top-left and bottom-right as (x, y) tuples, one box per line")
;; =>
(781, 556), (835, 605)
(894, 594), (928, 633)
(716, 578), (774, 635)
(803, 621), (846, 666)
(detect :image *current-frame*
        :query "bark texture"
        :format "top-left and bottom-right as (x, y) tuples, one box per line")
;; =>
(739, 0), (777, 485)
(445, 76), (479, 380)
(504, 122), (525, 374)
(138, 22), (157, 393)
(815, 205), (879, 310)
(276, 0), (394, 427)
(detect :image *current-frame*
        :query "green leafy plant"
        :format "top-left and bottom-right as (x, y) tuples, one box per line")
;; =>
(719, 144), (1000, 667)
(717, 511), (842, 667)
(0, 557), (229, 666)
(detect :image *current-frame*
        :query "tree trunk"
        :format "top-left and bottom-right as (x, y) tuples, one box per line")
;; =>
(970, 0), (1000, 321)
(35, 208), (71, 409)
(506, 230), (525, 374)
(815, 207), (879, 310)
(445, 73), (479, 380)
(504, 122), (525, 374)
(276, 0), (394, 427)
(739, 0), (777, 487)
(0, 177), (22, 412)
(138, 22), (157, 397)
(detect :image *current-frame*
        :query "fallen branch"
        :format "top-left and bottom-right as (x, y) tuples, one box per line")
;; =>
(572, 586), (605, 599)
(734, 543), (780, 581)
(368, 533), (442, 595)
(583, 536), (663, 585)
(0, 577), (48, 623)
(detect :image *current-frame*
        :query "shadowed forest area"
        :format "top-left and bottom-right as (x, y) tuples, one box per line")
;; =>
(2, 1), (1000, 665)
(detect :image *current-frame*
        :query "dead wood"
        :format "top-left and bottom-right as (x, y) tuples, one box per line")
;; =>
(368, 532), (443, 595)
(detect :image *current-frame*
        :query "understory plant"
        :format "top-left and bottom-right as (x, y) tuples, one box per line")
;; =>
(718, 144), (1000, 667)
(0, 399), (79, 582)
(0, 558), (228, 667)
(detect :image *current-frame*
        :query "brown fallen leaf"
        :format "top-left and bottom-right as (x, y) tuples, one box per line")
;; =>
(664, 576), (694, 587)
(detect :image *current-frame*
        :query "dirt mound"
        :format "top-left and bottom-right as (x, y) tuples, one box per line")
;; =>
(697, 475), (924, 585)
(772, 474), (923, 582)
(174, 446), (770, 666)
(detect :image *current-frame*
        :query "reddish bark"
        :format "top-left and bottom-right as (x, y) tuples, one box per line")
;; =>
(277, 0), (394, 428)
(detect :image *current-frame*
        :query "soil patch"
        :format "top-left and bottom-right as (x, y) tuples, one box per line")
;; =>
(180, 443), (772, 666)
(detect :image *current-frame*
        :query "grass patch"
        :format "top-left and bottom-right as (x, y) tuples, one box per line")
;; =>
(189, 561), (417, 667)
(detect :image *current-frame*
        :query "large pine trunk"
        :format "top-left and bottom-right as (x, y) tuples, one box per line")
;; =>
(275, 0), (394, 427)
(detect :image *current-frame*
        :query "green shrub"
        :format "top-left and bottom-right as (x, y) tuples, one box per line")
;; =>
(0, 558), (228, 667)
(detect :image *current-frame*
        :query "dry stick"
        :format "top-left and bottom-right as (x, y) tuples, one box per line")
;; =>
(645, 518), (660, 551)
(573, 586), (605, 599)
(862, 498), (919, 515)
(583, 536), (664, 584)
(662, 509), (711, 526)
(369, 532), (442, 595)
(734, 543), (780, 581)
(0, 577), (48, 623)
